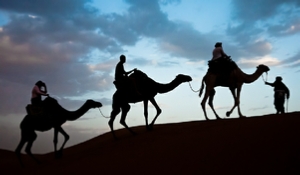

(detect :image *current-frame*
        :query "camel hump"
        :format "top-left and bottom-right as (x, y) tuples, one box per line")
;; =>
(208, 58), (238, 74)
(129, 69), (148, 80)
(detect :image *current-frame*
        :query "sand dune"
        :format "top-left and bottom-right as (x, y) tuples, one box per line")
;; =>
(1, 112), (300, 175)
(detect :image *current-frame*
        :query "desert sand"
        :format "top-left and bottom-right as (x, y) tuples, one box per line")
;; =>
(1, 112), (300, 175)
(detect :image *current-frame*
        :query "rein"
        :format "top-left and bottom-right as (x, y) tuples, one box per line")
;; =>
(188, 82), (200, 93)
(261, 72), (268, 83)
(98, 108), (110, 118)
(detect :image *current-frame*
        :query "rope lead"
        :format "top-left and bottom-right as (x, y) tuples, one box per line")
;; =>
(98, 108), (110, 118)
(188, 82), (200, 92)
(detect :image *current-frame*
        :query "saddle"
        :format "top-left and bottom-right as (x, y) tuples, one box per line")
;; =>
(208, 57), (238, 74)
(114, 71), (145, 96)
(26, 104), (44, 116)
(113, 77), (137, 92)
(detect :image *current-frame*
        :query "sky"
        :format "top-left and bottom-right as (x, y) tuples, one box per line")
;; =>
(0, 0), (299, 153)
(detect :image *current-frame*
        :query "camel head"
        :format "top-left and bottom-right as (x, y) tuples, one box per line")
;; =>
(86, 100), (103, 108)
(175, 74), (192, 82)
(257, 64), (270, 73)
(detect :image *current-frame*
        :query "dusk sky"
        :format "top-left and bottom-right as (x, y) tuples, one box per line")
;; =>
(0, 0), (299, 153)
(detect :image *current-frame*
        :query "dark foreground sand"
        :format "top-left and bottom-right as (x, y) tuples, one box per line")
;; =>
(1, 112), (300, 175)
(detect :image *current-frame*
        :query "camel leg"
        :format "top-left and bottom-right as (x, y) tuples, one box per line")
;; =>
(15, 130), (28, 166)
(24, 131), (40, 163)
(54, 127), (70, 158)
(143, 100), (150, 130)
(201, 88), (211, 120)
(226, 88), (237, 117)
(208, 89), (221, 119)
(236, 86), (245, 118)
(149, 98), (162, 130)
(109, 103), (121, 139)
(54, 128), (58, 154)
(120, 103), (136, 135)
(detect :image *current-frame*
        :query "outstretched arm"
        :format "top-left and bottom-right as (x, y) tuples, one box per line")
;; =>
(34, 85), (48, 96)
(125, 68), (137, 75)
(265, 82), (274, 87)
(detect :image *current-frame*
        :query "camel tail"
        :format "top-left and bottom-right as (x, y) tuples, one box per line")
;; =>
(198, 76), (205, 97)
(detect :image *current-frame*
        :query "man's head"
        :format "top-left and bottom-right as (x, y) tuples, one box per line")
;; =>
(120, 55), (126, 63)
(215, 42), (222, 47)
(276, 76), (282, 82)
(35, 80), (45, 87)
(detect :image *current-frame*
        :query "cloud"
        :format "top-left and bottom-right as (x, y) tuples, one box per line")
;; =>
(248, 105), (268, 111)
(0, 0), (299, 118)
(228, 0), (300, 57)
(268, 19), (300, 36)
(237, 55), (281, 68)
(281, 51), (300, 67)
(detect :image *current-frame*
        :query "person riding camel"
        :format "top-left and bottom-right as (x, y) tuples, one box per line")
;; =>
(265, 76), (290, 114)
(28, 80), (49, 115)
(209, 42), (235, 73)
(114, 55), (139, 95)
(31, 80), (49, 106)
(115, 55), (136, 82)
(211, 42), (229, 61)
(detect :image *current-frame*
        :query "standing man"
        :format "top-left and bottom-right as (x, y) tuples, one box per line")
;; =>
(265, 76), (290, 114)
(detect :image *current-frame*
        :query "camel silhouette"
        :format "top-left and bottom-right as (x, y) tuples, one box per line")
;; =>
(15, 96), (102, 165)
(108, 69), (192, 138)
(199, 64), (270, 120)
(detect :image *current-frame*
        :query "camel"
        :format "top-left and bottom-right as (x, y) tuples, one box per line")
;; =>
(199, 64), (270, 120)
(108, 70), (192, 138)
(15, 96), (102, 165)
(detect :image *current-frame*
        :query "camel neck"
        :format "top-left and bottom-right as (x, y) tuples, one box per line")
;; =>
(243, 68), (264, 84)
(157, 78), (182, 94)
(66, 102), (90, 121)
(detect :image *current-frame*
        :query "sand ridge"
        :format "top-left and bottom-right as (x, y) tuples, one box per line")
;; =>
(1, 112), (300, 175)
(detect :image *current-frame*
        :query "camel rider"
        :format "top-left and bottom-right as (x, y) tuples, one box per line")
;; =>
(114, 55), (138, 92)
(31, 80), (49, 106)
(115, 55), (136, 82)
(265, 76), (290, 114)
(209, 42), (235, 73)
(211, 42), (229, 61)
(27, 80), (49, 115)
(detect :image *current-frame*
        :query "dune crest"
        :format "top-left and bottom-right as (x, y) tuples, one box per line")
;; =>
(2, 112), (300, 175)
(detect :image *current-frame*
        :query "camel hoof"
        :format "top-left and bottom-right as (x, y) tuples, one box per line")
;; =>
(226, 111), (231, 117)
(146, 125), (152, 131)
(55, 150), (63, 159)
(148, 124), (154, 130)
(216, 116), (222, 120)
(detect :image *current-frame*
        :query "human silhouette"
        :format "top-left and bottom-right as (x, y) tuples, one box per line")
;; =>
(208, 42), (236, 74)
(113, 54), (139, 96)
(265, 76), (290, 114)
(27, 81), (49, 116)
(211, 42), (229, 61)
(115, 55), (136, 81)
(31, 80), (49, 105)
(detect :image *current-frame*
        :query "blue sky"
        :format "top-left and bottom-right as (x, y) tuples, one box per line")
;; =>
(0, 0), (299, 153)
